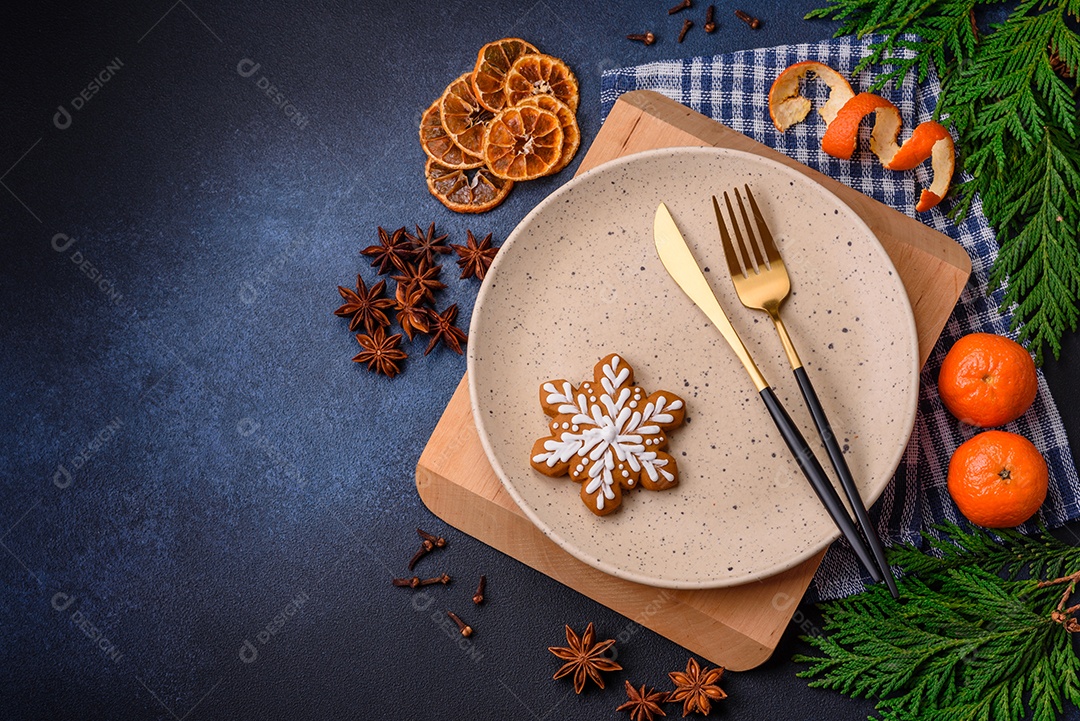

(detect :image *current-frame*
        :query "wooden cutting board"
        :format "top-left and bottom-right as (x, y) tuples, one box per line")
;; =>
(416, 90), (971, 670)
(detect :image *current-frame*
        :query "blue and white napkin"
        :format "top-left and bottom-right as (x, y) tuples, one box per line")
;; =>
(600, 36), (1080, 602)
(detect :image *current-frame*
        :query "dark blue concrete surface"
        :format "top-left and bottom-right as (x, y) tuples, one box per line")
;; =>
(3, 1), (1078, 719)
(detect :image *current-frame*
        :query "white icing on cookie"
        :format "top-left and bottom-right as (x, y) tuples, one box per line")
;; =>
(531, 356), (684, 509)
(542, 381), (578, 413)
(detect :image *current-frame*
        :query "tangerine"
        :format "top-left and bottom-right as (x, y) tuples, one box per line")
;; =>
(819, 92), (900, 161)
(947, 430), (1048, 528)
(938, 333), (1037, 427)
(884, 121), (952, 171)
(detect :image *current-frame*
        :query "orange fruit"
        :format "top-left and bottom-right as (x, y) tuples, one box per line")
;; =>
(440, 74), (495, 157)
(483, 105), (564, 181)
(938, 333), (1038, 427)
(472, 38), (539, 112)
(419, 100), (484, 169)
(516, 95), (580, 173)
(768, 60), (855, 132)
(947, 430), (1048, 528)
(504, 54), (579, 112)
(425, 158), (513, 213)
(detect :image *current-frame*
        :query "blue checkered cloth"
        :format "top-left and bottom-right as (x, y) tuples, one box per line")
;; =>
(601, 35), (1080, 602)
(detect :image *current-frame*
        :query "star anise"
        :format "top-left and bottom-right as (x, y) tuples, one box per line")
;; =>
(548, 622), (622, 694)
(451, 230), (499, 280)
(394, 283), (432, 341)
(352, 326), (407, 378)
(333, 276), (394, 333)
(668, 658), (726, 716)
(361, 226), (415, 275)
(424, 304), (468, 356)
(405, 222), (452, 266)
(617, 681), (668, 721)
(392, 258), (446, 304)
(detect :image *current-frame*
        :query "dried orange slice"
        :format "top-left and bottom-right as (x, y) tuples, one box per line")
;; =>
(768, 60), (855, 132)
(483, 105), (564, 181)
(440, 74), (495, 157)
(504, 54), (579, 112)
(419, 100), (484, 169)
(472, 38), (539, 112)
(516, 95), (579, 173)
(425, 158), (513, 213)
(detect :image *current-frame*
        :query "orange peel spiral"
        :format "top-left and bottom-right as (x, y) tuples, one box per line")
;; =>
(769, 63), (955, 212)
(768, 60), (855, 132)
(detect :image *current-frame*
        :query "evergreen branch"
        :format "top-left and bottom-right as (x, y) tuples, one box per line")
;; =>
(795, 526), (1080, 721)
(806, 0), (1080, 362)
(886, 521), (1080, 579)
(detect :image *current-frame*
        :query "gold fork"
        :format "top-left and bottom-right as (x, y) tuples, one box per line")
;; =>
(713, 186), (899, 598)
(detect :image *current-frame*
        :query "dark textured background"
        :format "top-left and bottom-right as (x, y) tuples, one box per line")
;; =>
(3, 1), (1078, 719)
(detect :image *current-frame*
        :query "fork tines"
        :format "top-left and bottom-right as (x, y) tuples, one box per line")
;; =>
(714, 185), (783, 278)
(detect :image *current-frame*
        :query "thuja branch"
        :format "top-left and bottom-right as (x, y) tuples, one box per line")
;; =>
(807, 0), (1080, 362)
(795, 524), (1080, 721)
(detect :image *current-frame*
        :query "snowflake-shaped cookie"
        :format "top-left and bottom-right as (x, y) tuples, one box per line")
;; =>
(529, 354), (686, 516)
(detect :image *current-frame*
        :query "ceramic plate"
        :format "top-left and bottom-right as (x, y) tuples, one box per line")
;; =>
(468, 147), (919, 589)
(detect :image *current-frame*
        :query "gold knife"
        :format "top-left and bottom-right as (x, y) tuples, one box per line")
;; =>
(654, 202), (768, 393)
(653, 202), (885, 584)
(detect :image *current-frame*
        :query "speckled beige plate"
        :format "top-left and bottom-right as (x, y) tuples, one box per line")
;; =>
(468, 147), (919, 589)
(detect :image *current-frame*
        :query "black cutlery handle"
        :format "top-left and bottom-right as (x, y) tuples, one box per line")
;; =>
(794, 367), (898, 597)
(758, 386), (883, 582)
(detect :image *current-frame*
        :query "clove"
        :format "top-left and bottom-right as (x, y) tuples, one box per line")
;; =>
(704, 4), (717, 32)
(392, 574), (451, 588)
(734, 9), (761, 29)
(417, 528), (447, 549)
(409, 528), (448, 569)
(626, 32), (656, 46)
(407, 544), (430, 570)
(447, 611), (473, 637)
(677, 18), (693, 43)
(667, 0), (691, 14)
(473, 575), (487, 605)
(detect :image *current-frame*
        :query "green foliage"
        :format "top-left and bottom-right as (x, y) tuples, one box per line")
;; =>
(888, 521), (1080, 577)
(805, 0), (1080, 362)
(795, 524), (1080, 721)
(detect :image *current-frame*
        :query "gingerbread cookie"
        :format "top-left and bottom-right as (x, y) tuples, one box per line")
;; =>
(530, 353), (686, 515)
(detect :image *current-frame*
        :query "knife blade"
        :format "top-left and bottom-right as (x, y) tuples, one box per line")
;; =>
(653, 202), (768, 392)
